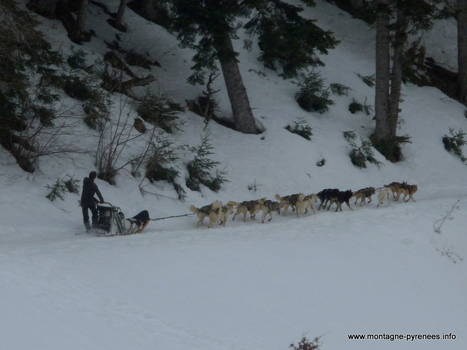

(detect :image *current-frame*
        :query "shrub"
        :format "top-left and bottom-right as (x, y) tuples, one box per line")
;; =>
(348, 97), (373, 115)
(46, 175), (80, 201)
(285, 118), (313, 140)
(294, 70), (334, 114)
(330, 83), (350, 96)
(443, 128), (467, 163)
(289, 334), (323, 350)
(357, 73), (375, 87)
(137, 92), (184, 133)
(186, 133), (228, 192)
(348, 99), (363, 114)
(344, 131), (382, 169)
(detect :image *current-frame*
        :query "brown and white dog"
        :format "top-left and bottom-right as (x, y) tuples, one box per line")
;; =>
(259, 200), (283, 223)
(275, 193), (302, 216)
(352, 187), (375, 206)
(218, 202), (236, 226)
(295, 193), (318, 217)
(190, 201), (223, 228)
(230, 198), (266, 222)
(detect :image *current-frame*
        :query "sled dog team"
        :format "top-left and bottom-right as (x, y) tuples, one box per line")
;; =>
(189, 181), (418, 228)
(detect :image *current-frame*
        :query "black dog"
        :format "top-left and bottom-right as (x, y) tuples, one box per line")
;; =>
(327, 190), (353, 212)
(317, 188), (340, 210)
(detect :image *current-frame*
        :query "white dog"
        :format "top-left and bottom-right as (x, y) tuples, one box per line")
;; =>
(376, 188), (391, 208)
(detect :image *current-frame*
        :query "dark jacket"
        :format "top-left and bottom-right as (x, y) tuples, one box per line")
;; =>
(81, 177), (104, 207)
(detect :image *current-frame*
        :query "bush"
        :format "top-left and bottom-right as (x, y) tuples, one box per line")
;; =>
(330, 83), (350, 96)
(186, 133), (228, 192)
(443, 128), (467, 163)
(344, 131), (382, 169)
(137, 92), (184, 133)
(348, 97), (373, 116)
(285, 118), (313, 140)
(357, 73), (375, 87)
(289, 334), (323, 350)
(46, 175), (80, 201)
(348, 99), (363, 114)
(294, 70), (334, 114)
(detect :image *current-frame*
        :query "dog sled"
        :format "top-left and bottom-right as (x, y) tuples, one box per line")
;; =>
(94, 203), (150, 237)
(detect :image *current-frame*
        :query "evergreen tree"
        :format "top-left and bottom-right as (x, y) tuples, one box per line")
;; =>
(0, 0), (62, 172)
(169, 0), (338, 134)
(244, 0), (339, 78)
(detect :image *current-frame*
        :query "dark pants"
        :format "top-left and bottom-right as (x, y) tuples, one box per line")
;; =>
(82, 204), (98, 227)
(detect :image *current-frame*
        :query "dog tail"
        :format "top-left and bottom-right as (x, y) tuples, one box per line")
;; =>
(228, 201), (240, 206)
(189, 205), (199, 212)
(275, 194), (283, 201)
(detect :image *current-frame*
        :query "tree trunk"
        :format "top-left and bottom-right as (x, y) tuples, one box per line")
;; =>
(388, 10), (407, 136)
(115, 0), (129, 28)
(216, 36), (258, 134)
(141, 0), (159, 20)
(77, 0), (89, 32)
(372, 0), (391, 141)
(458, 0), (467, 104)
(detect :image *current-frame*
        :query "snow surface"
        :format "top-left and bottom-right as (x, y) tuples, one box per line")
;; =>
(1, 1), (466, 349)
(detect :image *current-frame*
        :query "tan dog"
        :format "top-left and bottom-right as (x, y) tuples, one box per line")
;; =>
(401, 184), (418, 202)
(385, 182), (405, 200)
(352, 187), (375, 206)
(304, 193), (319, 215)
(189, 203), (213, 227)
(275, 193), (302, 216)
(207, 201), (223, 228)
(218, 202), (235, 226)
(189, 201), (223, 228)
(295, 193), (318, 217)
(230, 198), (265, 222)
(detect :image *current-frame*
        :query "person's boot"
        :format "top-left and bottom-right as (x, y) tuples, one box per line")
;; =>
(84, 222), (92, 233)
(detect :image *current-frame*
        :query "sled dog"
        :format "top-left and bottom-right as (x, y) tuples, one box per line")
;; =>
(219, 202), (236, 226)
(400, 184), (418, 202)
(377, 188), (391, 207)
(230, 198), (265, 222)
(189, 203), (212, 227)
(190, 201), (223, 228)
(385, 182), (405, 200)
(275, 193), (302, 216)
(327, 190), (353, 212)
(295, 193), (318, 217)
(304, 193), (319, 215)
(207, 201), (223, 228)
(111, 209), (150, 235)
(352, 187), (376, 206)
(317, 188), (339, 210)
(259, 200), (283, 223)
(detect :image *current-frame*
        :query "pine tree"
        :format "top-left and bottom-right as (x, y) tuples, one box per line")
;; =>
(244, 0), (339, 78)
(169, 0), (338, 134)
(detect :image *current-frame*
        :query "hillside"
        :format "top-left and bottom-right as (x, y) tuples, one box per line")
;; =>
(1, 1), (467, 349)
